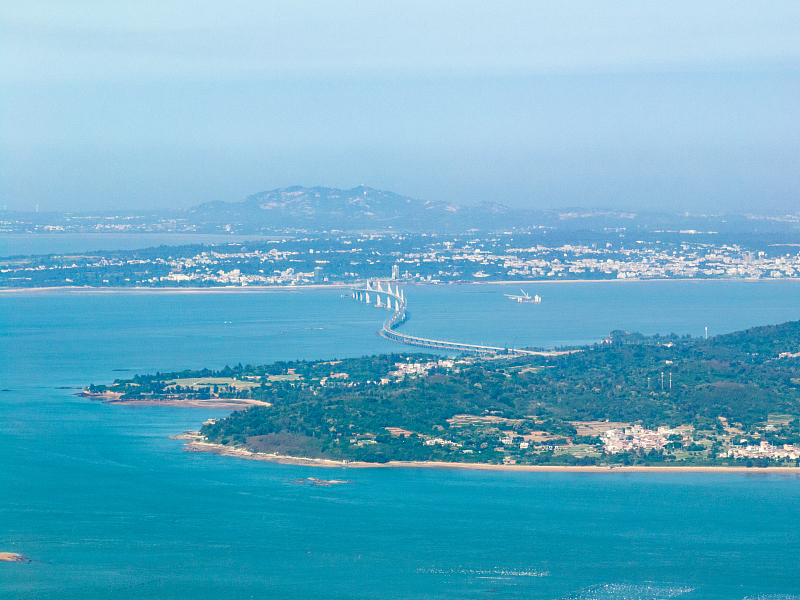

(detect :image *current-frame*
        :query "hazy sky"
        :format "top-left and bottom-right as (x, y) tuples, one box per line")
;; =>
(2, 1), (798, 213)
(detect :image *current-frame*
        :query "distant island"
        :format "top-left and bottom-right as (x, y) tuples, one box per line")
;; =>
(87, 319), (800, 469)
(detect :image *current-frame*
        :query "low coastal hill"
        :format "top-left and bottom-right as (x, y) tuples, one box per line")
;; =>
(187, 186), (800, 234)
(189, 185), (523, 232)
(90, 320), (800, 467)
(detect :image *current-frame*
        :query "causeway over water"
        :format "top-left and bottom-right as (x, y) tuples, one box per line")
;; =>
(352, 281), (556, 356)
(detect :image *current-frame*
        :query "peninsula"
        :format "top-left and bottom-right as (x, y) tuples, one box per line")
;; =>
(87, 319), (800, 468)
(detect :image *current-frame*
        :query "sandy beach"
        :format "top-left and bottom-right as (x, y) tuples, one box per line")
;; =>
(79, 390), (270, 409)
(112, 398), (270, 409)
(0, 284), (349, 294)
(181, 439), (800, 474)
(78, 390), (123, 400)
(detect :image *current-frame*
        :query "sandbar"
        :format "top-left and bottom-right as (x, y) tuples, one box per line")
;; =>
(0, 284), (349, 294)
(0, 553), (30, 563)
(109, 398), (270, 409)
(78, 390), (269, 409)
(4, 279), (797, 296)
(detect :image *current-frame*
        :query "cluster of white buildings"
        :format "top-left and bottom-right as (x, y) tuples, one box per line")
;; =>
(602, 425), (689, 454)
(390, 359), (455, 378)
(727, 441), (800, 461)
(423, 437), (462, 448)
(161, 266), (317, 286)
(392, 239), (800, 281)
(498, 244), (800, 280)
(138, 242), (800, 282)
(497, 437), (532, 450)
(159, 249), (321, 285)
(349, 438), (377, 447)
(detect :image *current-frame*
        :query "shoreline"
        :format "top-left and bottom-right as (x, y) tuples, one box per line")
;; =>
(0, 553), (30, 563)
(110, 398), (270, 409)
(79, 391), (269, 409)
(182, 440), (800, 474)
(2, 278), (797, 295)
(0, 284), (350, 295)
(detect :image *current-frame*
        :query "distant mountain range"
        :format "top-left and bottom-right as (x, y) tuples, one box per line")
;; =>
(189, 186), (521, 232)
(187, 185), (799, 234)
(3, 185), (799, 235)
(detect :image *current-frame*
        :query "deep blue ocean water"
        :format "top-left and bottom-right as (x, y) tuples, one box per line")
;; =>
(2, 281), (800, 599)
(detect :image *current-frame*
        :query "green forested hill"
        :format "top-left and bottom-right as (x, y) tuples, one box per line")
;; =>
(98, 320), (800, 466)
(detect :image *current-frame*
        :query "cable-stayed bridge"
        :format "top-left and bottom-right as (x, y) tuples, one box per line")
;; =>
(352, 281), (553, 357)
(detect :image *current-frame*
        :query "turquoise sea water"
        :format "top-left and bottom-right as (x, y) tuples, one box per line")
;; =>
(2, 282), (800, 599)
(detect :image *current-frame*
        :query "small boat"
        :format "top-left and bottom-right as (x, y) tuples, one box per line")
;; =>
(505, 290), (541, 303)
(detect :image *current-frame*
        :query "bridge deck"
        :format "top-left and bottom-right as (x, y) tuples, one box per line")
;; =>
(353, 284), (542, 356)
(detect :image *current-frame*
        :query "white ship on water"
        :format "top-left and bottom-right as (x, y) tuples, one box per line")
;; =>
(505, 290), (541, 304)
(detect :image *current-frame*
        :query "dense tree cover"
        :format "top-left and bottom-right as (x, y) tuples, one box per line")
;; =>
(103, 320), (800, 464)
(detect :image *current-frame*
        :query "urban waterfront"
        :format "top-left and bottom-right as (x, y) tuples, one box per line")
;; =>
(2, 281), (800, 599)
(4, 229), (800, 290)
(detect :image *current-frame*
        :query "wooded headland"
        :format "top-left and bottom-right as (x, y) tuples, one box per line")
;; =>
(90, 320), (800, 467)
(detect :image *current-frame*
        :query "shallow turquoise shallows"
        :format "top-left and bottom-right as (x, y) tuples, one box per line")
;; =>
(2, 281), (800, 599)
